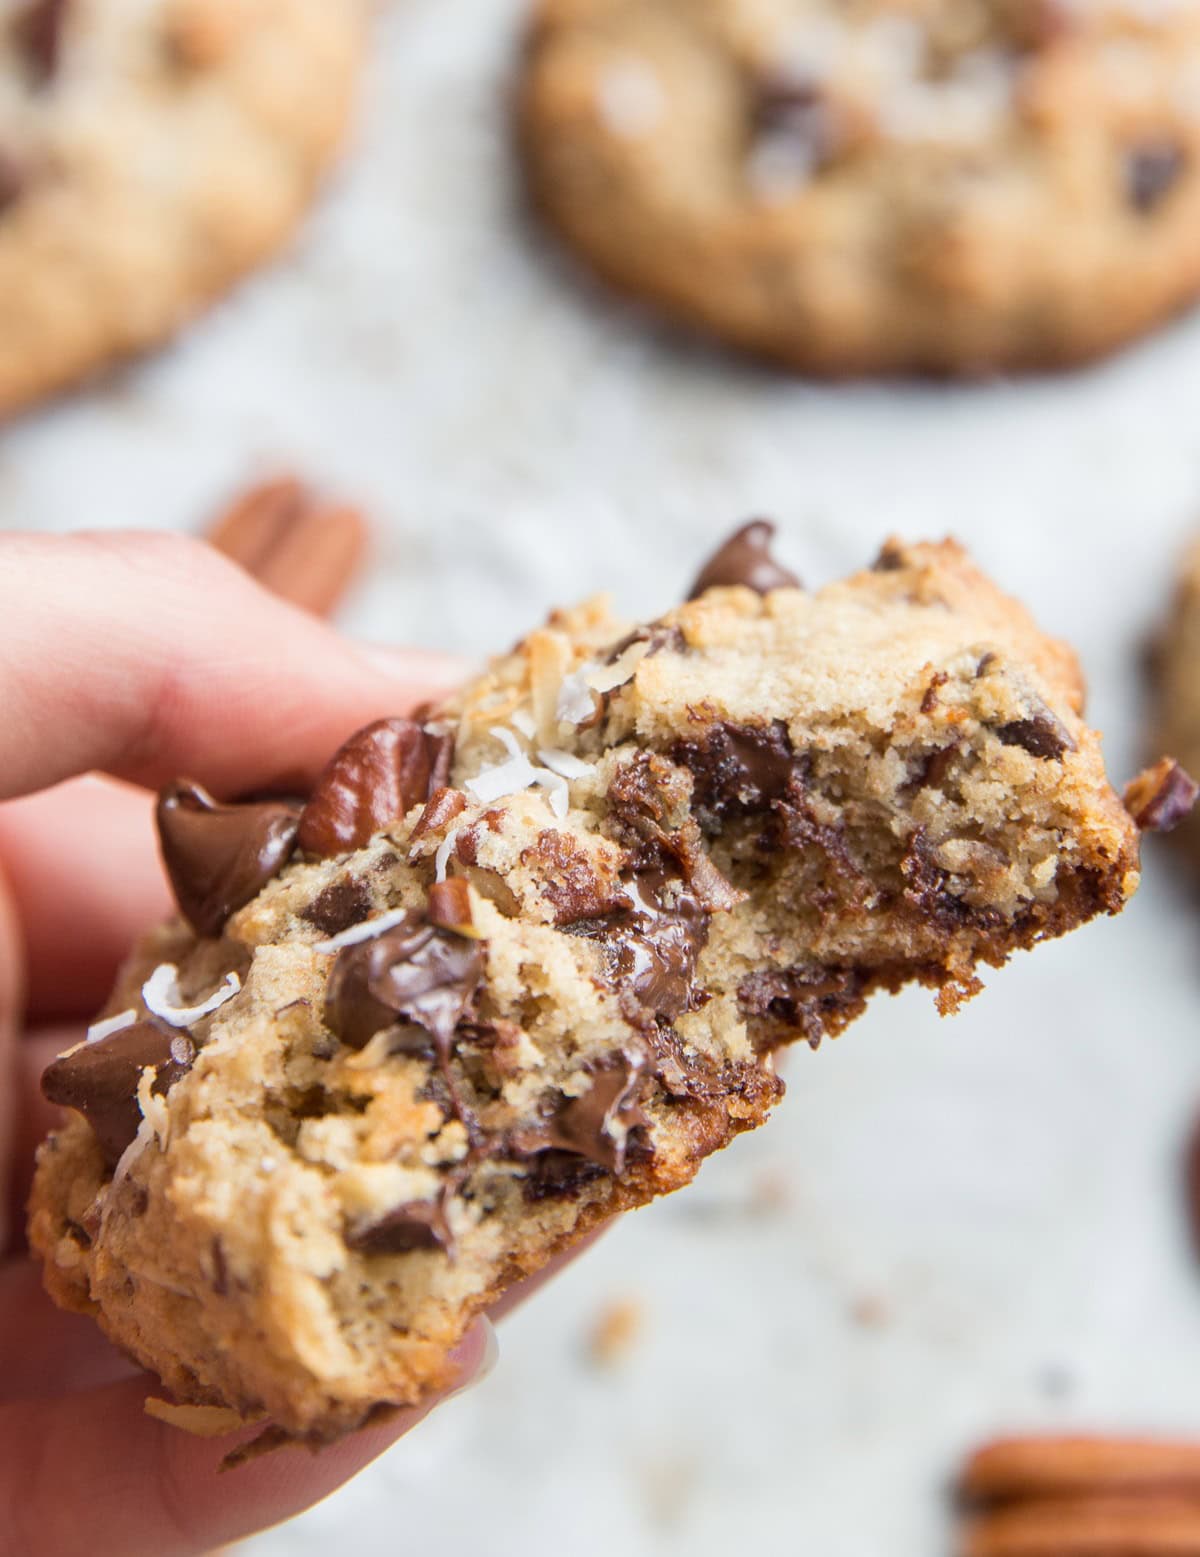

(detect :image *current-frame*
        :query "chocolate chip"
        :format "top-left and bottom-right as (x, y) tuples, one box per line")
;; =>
(41, 1022), (194, 1169)
(567, 869), (710, 1026)
(994, 707), (1075, 760)
(1127, 141), (1185, 215)
(324, 913), (484, 1055)
(688, 521), (801, 600)
(518, 1052), (649, 1174)
(427, 876), (474, 934)
(1123, 757), (1199, 833)
(11, 0), (69, 84)
(300, 877), (372, 937)
(156, 780), (302, 938)
(672, 720), (799, 824)
(298, 719), (453, 858)
(346, 1196), (452, 1256)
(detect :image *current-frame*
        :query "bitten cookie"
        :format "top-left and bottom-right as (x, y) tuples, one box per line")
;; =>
(30, 525), (1160, 1447)
(0, 0), (364, 414)
(519, 0), (1200, 374)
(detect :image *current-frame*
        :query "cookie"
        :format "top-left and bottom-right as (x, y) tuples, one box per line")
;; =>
(30, 525), (1156, 1446)
(0, 0), (364, 414)
(1145, 537), (1200, 863)
(519, 0), (1200, 373)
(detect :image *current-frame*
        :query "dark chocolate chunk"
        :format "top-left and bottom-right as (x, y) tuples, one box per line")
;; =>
(522, 1152), (609, 1201)
(156, 780), (302, 938)
(567, 868), (710, 1025)
(427, 876), (474, 934)
(527, 1052), (649, 1174)
(324, 913), (484, 1055)
(11, 0), (69, 84)
(41, 1022), (194, 1169)
(1127, 141), (1186, 215)
(1123, 757), (1199, 833)
(688, 520), (800, 600)
(994, 706), (1075, 761)
(301, 876), (372, 937)
(672, 720), (799, 824)
(346, 1195), (452, 1256)
(298, 719), (453, 858)
(738, 965), (867, 1050)
(605, 751), (743, 912)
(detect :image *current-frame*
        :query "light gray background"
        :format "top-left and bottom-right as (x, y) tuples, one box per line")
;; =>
(4, 3), (1200, 1552)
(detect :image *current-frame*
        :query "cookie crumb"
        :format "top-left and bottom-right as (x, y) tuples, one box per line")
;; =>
(587, 1297), (645, 1367)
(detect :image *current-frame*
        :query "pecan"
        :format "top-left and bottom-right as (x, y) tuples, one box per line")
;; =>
(203, 475), (368, 619)
(1123, 758), (1198, 834)
(298, 719), (451, 858)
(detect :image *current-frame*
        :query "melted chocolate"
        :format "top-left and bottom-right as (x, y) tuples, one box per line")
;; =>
(569, 868), (710, 1026)
(516, 1051), (649, 1175)
(298, 719), (454, 859)
(346, 1194), (453, 1256)
(323, 913), (484, 1056)
(42, 1022), (194, 1168)
(688, 521), (800, 600)
(156, 780), (302, 937)
(672, 720), (799, 825)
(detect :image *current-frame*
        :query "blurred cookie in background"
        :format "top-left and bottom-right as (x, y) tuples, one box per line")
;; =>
(1148, 537), (1200, 867)
(519, 0), (1200, 375)
(0, 0), (365, 416)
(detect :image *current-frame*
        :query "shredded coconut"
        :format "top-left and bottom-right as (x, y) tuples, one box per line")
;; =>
(312, 908), (411, 955)
(538, 748), (593, 780)
(434, 827), (462, 883)
(555, 671), (599, 726)
(465, 725), (579, 817)
(532, 769), (570, 819)
(142, 965), (241, 1027)
(87, 1009), (138, 1044)
(509, 707), (536, 739)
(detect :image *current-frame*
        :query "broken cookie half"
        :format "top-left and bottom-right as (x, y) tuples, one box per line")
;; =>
(29, 529), (1176, 1446)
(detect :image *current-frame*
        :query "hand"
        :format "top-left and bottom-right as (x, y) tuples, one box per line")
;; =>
(0, 531), (499, 1557)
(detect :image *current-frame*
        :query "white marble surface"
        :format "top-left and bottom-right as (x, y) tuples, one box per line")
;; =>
(5, 3), (1200, 1552)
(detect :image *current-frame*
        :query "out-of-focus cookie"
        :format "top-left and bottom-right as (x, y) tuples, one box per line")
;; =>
(519, 0), (1200, 373)
(0, 0), (364, 414)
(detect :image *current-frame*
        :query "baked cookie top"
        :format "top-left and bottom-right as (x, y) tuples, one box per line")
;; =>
(30, 527), (1159, 1446)
(0, 0), (364, 413)
(520, 0), (1200, 372)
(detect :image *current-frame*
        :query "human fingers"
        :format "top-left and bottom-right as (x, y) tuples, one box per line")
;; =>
(0, 1320), (494, 1557)
(0, 531), (464, 801)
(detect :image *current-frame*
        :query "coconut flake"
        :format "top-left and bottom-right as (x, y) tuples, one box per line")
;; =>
(555, 670), (599, 726)
(537, 748), (593, 780)
(509, 707), (536, 739)
(532, 769), (570, 819)
(142, 965), (241, 1027)
(434, 826), (462, 884)
(87, 1009), (138, 1044)
(465, 753), (538, 805)
(312, 908), (411, 955)
(588, 640), (650, 695)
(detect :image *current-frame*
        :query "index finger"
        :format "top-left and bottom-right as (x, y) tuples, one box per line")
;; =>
(0, 531), (458, 801)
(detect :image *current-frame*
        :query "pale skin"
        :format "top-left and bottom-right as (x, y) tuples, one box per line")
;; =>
(0, 532), (589, 1557)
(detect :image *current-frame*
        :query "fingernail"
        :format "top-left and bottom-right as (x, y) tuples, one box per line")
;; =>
(443, 1318), (500, 1403)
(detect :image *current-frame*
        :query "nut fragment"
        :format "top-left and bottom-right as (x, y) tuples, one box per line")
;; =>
(298, 720), (453, 859)
(1123, 758), (1198, 834)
